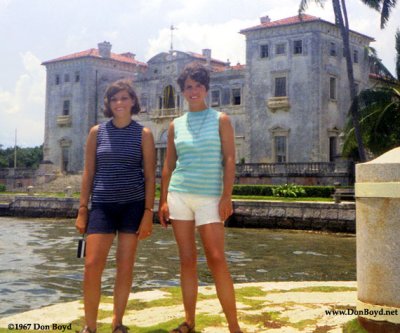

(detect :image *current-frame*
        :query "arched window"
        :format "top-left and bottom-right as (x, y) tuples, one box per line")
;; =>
(163, 85), (175, 109)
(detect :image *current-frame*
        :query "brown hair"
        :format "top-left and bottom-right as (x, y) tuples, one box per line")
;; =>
(177, 62), (210, 92)
(103, 79), (140, 117)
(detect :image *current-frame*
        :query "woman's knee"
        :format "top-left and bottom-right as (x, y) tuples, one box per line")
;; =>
(205, 250), (226, 269)
(84, 256), (107, 274)
(179, 252), (197, 268)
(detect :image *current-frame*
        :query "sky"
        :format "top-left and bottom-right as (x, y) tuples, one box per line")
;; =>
(0, 0), (399, 148)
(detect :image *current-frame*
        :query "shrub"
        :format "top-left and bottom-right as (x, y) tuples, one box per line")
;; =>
(0, 184), (6, 192)
(272, 184), (306, 198)
(233, 184), (335, 198)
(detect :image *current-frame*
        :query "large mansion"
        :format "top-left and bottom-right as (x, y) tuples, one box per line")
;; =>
(42, 14), (375, 173)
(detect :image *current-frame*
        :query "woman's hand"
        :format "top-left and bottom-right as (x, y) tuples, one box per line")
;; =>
(75, 207), (88, 234)
(137, 210), (153, 240)
(158, 202), (170, 229)
(219, 195), (233, 222)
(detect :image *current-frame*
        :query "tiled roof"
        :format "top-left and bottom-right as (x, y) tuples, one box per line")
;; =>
(213, 63), (246, 72)
(240, 14), (374, 41)
(42, 48), (147, 67)
(240, 14), (320, 33)
(186, 51), (228, 66)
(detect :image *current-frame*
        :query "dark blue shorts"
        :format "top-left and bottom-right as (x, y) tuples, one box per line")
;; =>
(87, 200), (145, 234)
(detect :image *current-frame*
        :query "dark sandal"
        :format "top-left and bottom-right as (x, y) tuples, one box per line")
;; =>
(78, 326), (96, 333)
(169, 322), (195, 333)
(112, 325), (129, 333)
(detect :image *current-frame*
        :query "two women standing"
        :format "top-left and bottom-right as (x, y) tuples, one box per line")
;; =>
(76, 63), (242, 333)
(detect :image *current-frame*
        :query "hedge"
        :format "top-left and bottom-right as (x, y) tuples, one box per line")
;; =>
(233, 184), (335, 198)
(0, 184), (6, 192)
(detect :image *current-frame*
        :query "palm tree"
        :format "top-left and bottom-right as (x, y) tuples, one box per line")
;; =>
(360, 0), (398, 28)
(299, 0), (367, 161)
(396, 29), (400, 78)
(343, 33), (400, 156)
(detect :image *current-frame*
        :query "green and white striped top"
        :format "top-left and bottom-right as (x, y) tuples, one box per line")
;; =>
(169, 108), (223, 196)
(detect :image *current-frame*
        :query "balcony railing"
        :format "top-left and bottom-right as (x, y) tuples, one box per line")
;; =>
(151, 108), (182, 119)
(235, 162), (338, 177)
(267, 96), (290, 112)
(155, 162), (349, 178)
(57, 115), (72, 126)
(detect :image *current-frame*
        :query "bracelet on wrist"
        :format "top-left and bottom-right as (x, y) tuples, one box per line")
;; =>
(145, 207), (153, 213)
(79, 205), (88, 210)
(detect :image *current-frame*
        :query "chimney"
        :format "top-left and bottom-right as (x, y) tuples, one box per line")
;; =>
(260, 15), (271, 24)
(202, 49), (211, 66)
(98, 41), (112, 58)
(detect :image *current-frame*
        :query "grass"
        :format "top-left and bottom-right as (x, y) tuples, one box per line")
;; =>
(342, 318), (369, 333)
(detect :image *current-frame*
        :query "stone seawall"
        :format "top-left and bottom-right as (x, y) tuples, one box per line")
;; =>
(6, 196), (79, 218)
(227, 200), (355, 233)
(0, 196), (355, 232)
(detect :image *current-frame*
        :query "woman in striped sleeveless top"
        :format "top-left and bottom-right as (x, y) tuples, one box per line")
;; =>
(75, 80), (156, 333)
(159, 63), (243, 333)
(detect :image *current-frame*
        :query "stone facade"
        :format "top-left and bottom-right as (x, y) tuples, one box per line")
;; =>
(42, 14), (374, 173)
(240, 15), (373, 163)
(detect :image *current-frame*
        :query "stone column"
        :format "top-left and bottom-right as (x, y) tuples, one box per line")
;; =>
(356, 147), (400, 332)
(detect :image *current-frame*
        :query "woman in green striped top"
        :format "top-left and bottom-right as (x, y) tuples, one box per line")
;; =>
(159, 62), (242, 333)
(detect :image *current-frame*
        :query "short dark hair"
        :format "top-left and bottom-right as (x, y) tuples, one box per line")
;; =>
(103, 79), (140, 117)
(177, 62), (210, 92)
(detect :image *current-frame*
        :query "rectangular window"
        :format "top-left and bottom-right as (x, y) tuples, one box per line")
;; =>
(75, 71), (80, 82)
(260, 44), (269, 58)
(232, 88), (241, 105)
(158, 96), (162, 109)
(330, 42), (337, 56)
(274, 136), (287, 163)
(353, 50), (359, 63)
(62, 147), (69, 173)
(211, 90), (220, 106)
(274, 77), (287, 97)
(276, 43), (286, 55)
(293, 40), (303, 54)
(63, 100), (70, 115)
(55, 75), (60, 85)
(64, 74), (70, 83)
(329, 137), (337, 162)
(330, 77), (336, 100)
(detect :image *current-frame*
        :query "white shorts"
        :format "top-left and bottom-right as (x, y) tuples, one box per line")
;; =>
(167, 191), (222, 227)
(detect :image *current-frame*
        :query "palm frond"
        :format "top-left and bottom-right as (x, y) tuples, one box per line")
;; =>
(359, 0), (381, 10)
(298, 0), (325, 15)
(381, 0), (397, 28)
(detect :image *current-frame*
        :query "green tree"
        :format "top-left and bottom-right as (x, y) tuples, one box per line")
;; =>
(343, 33), (400, 156)
(299, 0), (367, 161)
(0, 145), (43, 169)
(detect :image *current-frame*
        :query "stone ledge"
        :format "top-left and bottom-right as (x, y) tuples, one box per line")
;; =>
(0, 281), (358, 333)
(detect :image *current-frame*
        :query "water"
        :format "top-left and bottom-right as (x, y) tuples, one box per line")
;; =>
(0, 217), (356, 318)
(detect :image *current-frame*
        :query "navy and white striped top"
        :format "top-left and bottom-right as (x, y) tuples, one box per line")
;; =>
(169, 108), (223, 196)
(91, 120), (145, 203)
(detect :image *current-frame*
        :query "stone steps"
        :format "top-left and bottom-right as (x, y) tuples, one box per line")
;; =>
(33, 174), (82, 193)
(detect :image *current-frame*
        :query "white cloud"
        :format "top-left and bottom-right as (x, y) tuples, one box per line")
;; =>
(0, 51), (45, 147)
(146, 18), (256, 64)
(0, 0), (11, 10)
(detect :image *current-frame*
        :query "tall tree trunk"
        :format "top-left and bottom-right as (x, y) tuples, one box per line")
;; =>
(333, 0), (367, 161)
(396, 29), (400, 80)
